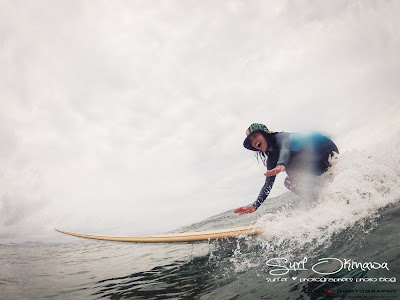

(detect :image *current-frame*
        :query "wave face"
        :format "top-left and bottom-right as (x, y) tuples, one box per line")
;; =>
(1, 141), (400, 299)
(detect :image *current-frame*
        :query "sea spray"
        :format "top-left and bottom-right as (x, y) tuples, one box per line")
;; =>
(255, 135), (400, 261)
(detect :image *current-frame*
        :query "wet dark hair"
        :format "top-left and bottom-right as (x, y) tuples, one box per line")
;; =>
(252, 131), (275, 167)
(254, 151), (268, 167)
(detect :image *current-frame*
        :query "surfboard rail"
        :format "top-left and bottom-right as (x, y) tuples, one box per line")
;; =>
(55, 225), (261, 243)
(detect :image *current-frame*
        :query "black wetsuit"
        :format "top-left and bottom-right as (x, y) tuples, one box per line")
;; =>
(253, 132), (339, 209)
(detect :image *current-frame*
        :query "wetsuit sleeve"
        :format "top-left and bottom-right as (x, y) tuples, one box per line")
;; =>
(252, 176), (276, 209)
(275, 133), (291, 166)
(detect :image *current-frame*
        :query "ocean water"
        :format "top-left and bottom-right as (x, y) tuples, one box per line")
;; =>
(1, 147), (400, 300)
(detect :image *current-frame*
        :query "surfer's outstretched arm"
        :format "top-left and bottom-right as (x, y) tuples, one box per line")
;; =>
(252, 175), (276, 209)
(234, 176), (276, 214)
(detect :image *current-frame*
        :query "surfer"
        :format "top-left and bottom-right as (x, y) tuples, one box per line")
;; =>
(234, 123), (339, 214)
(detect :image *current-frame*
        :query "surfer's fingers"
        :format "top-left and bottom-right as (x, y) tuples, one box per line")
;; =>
(265, 170), (277, 177)
(265, 166), (285, 177)
(234, 206), (253, 214)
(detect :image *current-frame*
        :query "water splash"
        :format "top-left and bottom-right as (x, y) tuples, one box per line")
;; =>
(255, 134), (400, 259)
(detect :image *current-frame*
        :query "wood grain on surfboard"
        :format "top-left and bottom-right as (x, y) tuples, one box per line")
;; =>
(55, 225), (261, 243)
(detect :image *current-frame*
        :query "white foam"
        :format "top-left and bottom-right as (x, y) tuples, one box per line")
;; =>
(255, 133), (400, 255)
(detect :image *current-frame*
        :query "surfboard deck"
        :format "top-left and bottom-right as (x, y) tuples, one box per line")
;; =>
(55, 225), (261, 243)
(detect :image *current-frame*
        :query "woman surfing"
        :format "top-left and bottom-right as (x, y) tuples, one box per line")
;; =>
(234, 123), (339, 214)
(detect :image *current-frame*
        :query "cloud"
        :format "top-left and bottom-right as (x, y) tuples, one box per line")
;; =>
(0, 0), (399, 242)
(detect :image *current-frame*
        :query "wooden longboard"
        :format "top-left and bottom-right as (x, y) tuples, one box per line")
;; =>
(55, 225), (261, 243)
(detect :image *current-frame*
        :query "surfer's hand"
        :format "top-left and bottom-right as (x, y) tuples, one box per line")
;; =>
(234, 206), (256, 215)
(264, 165), (286, 177)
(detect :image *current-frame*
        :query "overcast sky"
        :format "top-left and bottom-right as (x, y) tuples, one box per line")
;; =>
(1, 0), (400, 242)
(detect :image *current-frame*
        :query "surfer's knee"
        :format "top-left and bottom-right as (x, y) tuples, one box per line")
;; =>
(284, 176), (296, 191)
(285, 175), (305, 196)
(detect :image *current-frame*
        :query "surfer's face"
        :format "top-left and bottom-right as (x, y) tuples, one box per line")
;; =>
(250, 133), (268, 152)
